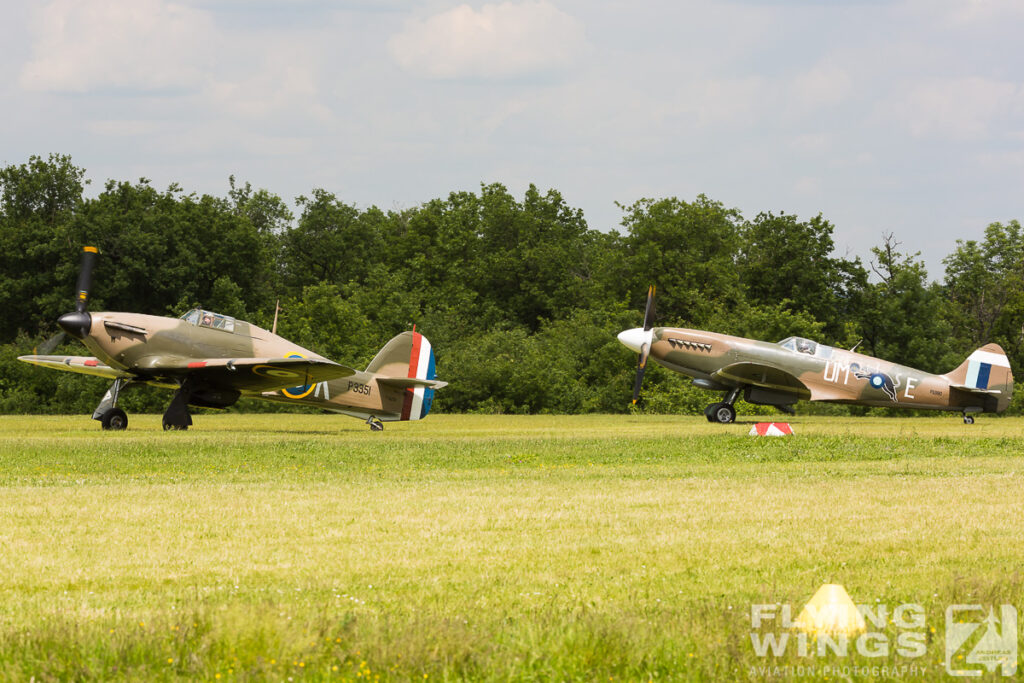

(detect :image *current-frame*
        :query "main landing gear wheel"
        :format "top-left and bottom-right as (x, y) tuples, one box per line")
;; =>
(706, 386), (743, 423)
(367, 416), (384, 432)
(100, 408), (128, 431)
(162, 421), (188, 431)
(713, 403), (736, 424)
(963, 414), (975, 425)
(705, 402), (737, 423)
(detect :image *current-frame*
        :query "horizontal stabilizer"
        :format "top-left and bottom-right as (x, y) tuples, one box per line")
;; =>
(17, 355), (132, 380)
(941, 343), (1012, 413)
(950, 384), (1002, 395)
(377, 377), (448, 390)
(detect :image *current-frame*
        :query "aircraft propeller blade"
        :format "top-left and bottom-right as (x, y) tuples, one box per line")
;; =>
(36, 331), (67, 355)
(57, 246), (98, 339)
(631, 285), (657, 405)
(642, 284), (656, 331)
(632, 342), (649, 405)
(74, 246), (98, 314)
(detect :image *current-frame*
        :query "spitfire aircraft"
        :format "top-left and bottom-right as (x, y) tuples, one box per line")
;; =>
(18, 247), (446, 431)
(619, 287), (1013, 424)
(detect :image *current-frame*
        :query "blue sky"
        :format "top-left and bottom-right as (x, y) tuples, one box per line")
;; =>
(3, 0), (1023, 276)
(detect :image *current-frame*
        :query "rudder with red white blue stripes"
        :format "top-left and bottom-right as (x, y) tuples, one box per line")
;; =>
(400, 331), (437, 420)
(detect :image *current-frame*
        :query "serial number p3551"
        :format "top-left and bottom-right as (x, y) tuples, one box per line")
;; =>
(347, 381), (371, 395)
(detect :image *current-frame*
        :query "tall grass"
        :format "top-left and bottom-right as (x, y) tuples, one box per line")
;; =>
(0, 414), (1021, 680)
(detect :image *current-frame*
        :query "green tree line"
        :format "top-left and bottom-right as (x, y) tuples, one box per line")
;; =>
(2, 154), (1021, 415)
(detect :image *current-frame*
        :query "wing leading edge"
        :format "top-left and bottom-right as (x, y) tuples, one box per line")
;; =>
(711, 361), (812, 398)
(17, 355), (132, 380)
(131, 356), (357, 392)
(18, 355), (356, 393)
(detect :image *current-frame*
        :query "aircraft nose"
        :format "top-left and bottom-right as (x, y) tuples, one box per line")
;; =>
(617, 327), (649, 354)
(57, 311), (92, 339)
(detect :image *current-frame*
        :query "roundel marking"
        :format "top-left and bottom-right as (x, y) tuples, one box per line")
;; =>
(281, 353), (315, 399)
(252, 365), (302, 379)
(869, 373), (885, 389)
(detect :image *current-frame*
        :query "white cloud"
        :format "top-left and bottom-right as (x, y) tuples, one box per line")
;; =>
(387, 1), (588, 80)
(887, 77), (1024, 140)
(925, 0), (1024, 27)
(20, 0), (217, 93)
(17, 0), (333, 135)
(977, 148), (1024, 171)
(792, 63), (853, 110)
(205, 43), (332, 125)
(790, 133), (831, 154)
(84, 119), (162, 137)
(793, 176), (821, 196)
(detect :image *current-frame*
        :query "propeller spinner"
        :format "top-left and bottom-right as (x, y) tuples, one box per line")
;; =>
(56, 246), (97, 339)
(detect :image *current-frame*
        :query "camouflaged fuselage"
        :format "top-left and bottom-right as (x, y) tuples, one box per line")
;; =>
(74, 311), (413, 417)
(80, 312), (326, 373)
(257, 371), (409, 421)
(647, 327), (1011, 413)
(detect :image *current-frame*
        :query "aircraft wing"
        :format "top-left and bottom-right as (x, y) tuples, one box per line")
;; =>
(130, 356), (357, 392)
(711, 361), (811, 396)
(17, 355), (133, 380)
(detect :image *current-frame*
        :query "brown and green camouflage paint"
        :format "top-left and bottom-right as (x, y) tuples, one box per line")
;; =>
(638, 327), (1012, 414)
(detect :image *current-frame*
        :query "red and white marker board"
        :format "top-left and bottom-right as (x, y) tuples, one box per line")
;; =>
(748, 422), (794, 436)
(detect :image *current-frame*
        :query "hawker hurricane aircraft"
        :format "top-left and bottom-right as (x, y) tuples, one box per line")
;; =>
(619, 287), (1013, 424)
(18, 247), (446, 431)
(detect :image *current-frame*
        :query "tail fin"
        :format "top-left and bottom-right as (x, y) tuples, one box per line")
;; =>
(943, 343), (1014, 412)
(366, 330), (440, 420)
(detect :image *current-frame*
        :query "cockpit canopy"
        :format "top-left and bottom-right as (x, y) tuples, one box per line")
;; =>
(778, 336), (832, 359)
(181, 308), (235, 332)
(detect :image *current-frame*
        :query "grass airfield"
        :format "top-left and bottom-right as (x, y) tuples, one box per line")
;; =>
(0, 413), (1022, 681)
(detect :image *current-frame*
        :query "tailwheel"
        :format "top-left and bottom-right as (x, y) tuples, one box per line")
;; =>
(100, 408), (128, 431)
(367, 416), (384, 432)
(963, 414), (975, 425)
